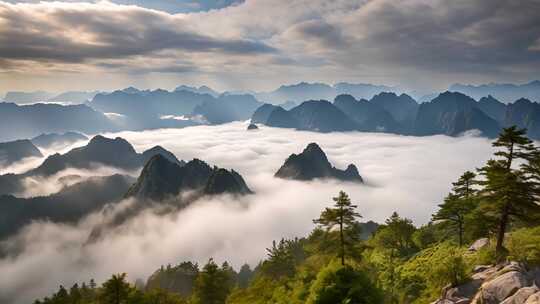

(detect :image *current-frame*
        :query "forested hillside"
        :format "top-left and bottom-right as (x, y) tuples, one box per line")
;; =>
(34, 127), (540, 304)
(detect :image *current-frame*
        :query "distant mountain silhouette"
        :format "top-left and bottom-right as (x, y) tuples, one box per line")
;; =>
(288, 100), (358, 132)
(450, 80), (540, 104)
(31, 132), (88, 149)
(275, 143), (363, 182)
(47, 91), (100, 104)
(504, 98), (540, 139)
(254, 82), (399, 104)
(3, 91), (56, 104)
(126, 154), (252, 201)
(175, 85), (219, 97)
(0, 102), (114, 142)
(476, 95), (506, 123)
(333, 94), (400, 133)
(251, 104), (280, 124)
(0, 135), (181, 195)
(0, 139), (42, 167)
(370, 92), (418, 126)
(0, 174), (134, 241)
(192, 94), (262, 124)
(334, 82), (398, 100)
(413, 92), (500, 137)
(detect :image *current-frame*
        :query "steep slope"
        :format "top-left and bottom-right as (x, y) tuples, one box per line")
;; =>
(275, 143), (363, 182)
(251, 104), (280, 124)
(0, 139), (42, 167)
(413, 92), (501, 137)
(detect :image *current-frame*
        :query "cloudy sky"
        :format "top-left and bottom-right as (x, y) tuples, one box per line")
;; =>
(1, 0), (540, 93)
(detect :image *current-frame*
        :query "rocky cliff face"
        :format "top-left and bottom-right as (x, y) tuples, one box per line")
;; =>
(275, 143), (363, 182)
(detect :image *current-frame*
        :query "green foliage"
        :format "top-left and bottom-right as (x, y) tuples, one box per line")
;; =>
(396, 242), (470, 303)
(305, 261), (382, 304)
(100, 273), (133, 304)
(146, 262), (199, 297)
(314, 191), (362, 265)
(191, 259), (235, 304)
(507, 226), (540, 266)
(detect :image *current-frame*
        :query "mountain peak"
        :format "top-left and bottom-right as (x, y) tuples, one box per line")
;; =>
(275, 143), (362, 182)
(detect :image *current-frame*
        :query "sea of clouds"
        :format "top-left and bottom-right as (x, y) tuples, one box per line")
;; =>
(0, 122), (495, 303)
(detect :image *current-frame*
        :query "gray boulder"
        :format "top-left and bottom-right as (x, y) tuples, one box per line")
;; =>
(501, 286), (539, 304)
(473, 271), (528, 304)
(468, 238), (489, 252)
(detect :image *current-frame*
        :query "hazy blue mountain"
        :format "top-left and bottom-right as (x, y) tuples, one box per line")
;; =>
(504, 98), (540, 139)
(333, 94), (400, 133)
(255, 82), (336, 104)
(251, 104), (280, 124)
(175, 85), (219, 97)
(31, 132), (88, 149)
(126, 154), (251, 201)
(0, 174), (134, 241)
(0, 102), (114, 142)
(89, 89), (213, 129)
(334, 82), (398, 100)
(192, 94), (262, 124)
(476, 95), (506, 123)
(275, 143), (363, 182)
(288, 100), (358, 132)
(370, 92), (418, 124)
(449, 81), (540, 103)
(3, 91), (56, 104)
(47, 91), (100, 104)
(413, 91), (501, 137)
(0, 139), (42, 167)
(278, 100), (298, 110)
(266, 106), (299, 128)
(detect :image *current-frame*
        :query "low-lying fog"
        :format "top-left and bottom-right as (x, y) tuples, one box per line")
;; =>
(0, 122), (495, 303)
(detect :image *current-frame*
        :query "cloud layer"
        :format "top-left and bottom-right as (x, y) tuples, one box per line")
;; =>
(0, 122), (495, 303)
(1, 0), (540, 92)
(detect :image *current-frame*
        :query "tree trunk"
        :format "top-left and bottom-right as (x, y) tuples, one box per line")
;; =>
(496, 203), (510, 260)
(340, 210), (345, 266)
(458, 220), (463, 247)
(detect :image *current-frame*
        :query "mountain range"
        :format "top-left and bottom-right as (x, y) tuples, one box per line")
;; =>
(252, 91), (540, 139)
(3, 90), (99, 104)
(450, 80), (540, 104)
(0, 135), (182, 195)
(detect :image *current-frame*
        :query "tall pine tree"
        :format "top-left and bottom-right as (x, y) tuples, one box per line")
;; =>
(313, 191), (361, 265)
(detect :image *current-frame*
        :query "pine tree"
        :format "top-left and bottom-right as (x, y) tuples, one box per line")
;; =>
(191, 259), (234, 304)
(432, 171), (477, 246)
(479, 126), (538, 258)
(100, 273), (132, 304)
(313, 191), (362, 265)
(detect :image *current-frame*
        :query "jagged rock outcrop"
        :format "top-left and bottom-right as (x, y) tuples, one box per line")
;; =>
(126, 154), (252, 201)
(0, 139), (42, 166)
(247, 123), (259, 130)
(275, 143), (363, 182)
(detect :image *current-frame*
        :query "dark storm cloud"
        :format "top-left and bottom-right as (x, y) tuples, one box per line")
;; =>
(342, 0), (540, 74)
(0, 2), (274, 64)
